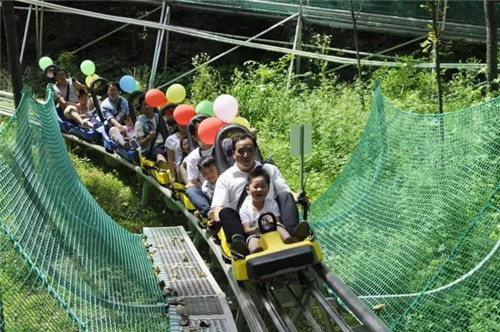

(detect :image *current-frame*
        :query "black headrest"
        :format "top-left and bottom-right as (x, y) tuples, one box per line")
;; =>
(187, 114), (211, 151)
(89, 77), (110, 123)
(89, 77), (109, 97)
(43, 64), (60, 84)
(127, 90), (145, 124)
(213, 123), (263, 175)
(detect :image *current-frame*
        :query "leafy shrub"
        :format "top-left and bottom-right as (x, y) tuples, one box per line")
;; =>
(71, 153), (176, 233)
(185, 52), (491, 200)
(189, 53), (222, 104)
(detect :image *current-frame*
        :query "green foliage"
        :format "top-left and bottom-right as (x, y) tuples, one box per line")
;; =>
(56, 52), (79, 79)
(227, 55), (368, 198)
(308, 33), (332, 79)
(71, 153), (175, 233)
(189, 53), (222, 104)
(0, 68), (13, 92)
(188, 50), (493, 200)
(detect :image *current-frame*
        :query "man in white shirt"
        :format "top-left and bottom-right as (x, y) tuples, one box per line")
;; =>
(53, 68), (86, 109)
(210, 133), (310, 256)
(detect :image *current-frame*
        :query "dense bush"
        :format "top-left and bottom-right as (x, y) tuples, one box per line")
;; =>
(188, 53), (492, 199)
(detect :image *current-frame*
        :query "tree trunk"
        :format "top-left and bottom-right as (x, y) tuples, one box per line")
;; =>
(430, 0), (444, 114)
(2, 1), (23, 107)
(350, 0), (365, 111)
(484, 0), (498, 89)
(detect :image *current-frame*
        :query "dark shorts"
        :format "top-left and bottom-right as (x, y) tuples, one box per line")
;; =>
(148, 145), (165, 160)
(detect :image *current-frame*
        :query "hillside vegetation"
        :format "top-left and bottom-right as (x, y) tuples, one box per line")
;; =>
(186, 52), (494, 199)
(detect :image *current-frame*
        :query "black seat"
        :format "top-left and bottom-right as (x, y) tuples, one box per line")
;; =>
(89, 77), (110, 125)
(126, 90), (145, 124)
(213, 123), (263, 175)
(43, 64), (59, 84)
(187, 114), (211, 151)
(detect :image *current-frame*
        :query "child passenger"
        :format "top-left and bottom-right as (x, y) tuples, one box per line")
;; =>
(64, 90), (99, 129)
(199, 156), (218, 202)
(239, 167), (298, 254)
(190, 156), (218, 218)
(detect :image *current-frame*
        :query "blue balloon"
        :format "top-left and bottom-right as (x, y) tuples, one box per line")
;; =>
(119, 75), (136, 93)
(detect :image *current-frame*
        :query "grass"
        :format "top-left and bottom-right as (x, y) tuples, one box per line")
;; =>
(69, 144), (179, 233)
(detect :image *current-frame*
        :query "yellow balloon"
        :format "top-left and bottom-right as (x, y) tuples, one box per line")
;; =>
(86, 74), (99, 87)
(229, 116), (251, 130)
(166, 84), (186, 103)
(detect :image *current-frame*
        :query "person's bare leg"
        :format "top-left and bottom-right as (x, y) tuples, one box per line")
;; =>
(69, 110), (85, 126)
(278, 225), (298, 244)
(156, 153), (167, 163)
(247, 237), (262, 253)
(277, 226), (291, 240)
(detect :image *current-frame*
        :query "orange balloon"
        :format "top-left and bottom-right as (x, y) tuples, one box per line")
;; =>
(173, 104), (196, 126)
(145, 89), (166, 107)
(198, 118), (225, 145)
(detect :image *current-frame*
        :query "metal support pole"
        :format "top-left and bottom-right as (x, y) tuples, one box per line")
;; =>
(159, 12), (299, 89)
(72, 7), (162, 54)
(287, 0), (303, 90)
(2, 0), (23, 107)
(149, 2), (168, 89)
(295, 1), (303, 74)
(163, 6), (171, 72)
(140, 180), (152, 209)
(299, 124), (304, 193)
(39, 1), (43, 57)
(35, 3), (40, 60)
(20, 4), (33, 64)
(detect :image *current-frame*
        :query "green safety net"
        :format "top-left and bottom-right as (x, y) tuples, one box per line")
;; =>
(166, 0), (493, 26)
(311, 82), (500, 331)
(0, 89), (165, 331)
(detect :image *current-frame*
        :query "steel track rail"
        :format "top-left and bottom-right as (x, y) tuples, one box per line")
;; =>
(285, 284), (324, 332)
(314, 263), (391, 332)
(299, 270), (354, 332)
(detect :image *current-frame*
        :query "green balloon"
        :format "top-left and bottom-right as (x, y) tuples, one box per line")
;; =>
(134, 80), (141, 91)
(196, 100), (214, 116)
(80, 60), (96, 76)
(38, 56), (53, 70)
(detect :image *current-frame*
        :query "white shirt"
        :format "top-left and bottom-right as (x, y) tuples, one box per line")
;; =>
(101, 96), (129, 121)
(211, 162), (290, 210)
(135, 114), (164, 152)
(185, 146), (214, 183)
(165, 133), (183, 166)
(202, 181), (216, 201)
(239, 197), (280, 227)
(53, 79), (79, 104)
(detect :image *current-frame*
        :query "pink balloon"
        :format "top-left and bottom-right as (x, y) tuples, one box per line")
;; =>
(213, 94), (238, 123)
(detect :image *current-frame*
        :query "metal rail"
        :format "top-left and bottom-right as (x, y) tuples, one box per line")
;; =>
(314, 263), (391, 332)
(162, 0), (490, 43)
